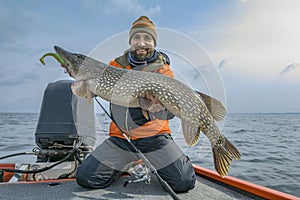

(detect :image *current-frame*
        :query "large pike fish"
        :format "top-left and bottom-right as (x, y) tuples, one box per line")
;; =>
(40, 46), (241, 177)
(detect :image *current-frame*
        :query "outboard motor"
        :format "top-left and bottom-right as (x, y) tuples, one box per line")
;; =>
(35, 80), (96, 162)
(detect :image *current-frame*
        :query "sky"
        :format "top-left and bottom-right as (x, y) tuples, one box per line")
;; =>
(0, 0), (300, 113)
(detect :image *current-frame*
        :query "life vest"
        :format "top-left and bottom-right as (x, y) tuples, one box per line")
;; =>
(108, 51), (174, 140)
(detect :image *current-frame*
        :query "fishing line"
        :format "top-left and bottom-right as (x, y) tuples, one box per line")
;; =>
(94, 98), (181, 200)
(94, 98), (140, 161)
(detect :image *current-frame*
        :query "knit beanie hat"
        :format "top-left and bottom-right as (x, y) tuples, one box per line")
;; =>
(129, 16), (157, 46)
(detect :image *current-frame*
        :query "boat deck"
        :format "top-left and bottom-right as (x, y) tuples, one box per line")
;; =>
(0, 174), (263, 200)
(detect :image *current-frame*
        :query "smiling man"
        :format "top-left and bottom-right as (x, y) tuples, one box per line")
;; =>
(76, 16), (196, 193)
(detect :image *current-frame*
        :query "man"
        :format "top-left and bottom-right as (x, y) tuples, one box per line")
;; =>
(76, 16), (196, 193)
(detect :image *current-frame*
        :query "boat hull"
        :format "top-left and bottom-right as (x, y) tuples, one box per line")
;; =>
(1, 163), (299, 200)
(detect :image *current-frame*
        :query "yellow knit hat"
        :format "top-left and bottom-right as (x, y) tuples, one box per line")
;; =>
(129, 16), (157, 46)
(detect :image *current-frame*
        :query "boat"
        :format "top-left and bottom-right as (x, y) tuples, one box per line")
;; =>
(1, 162), (299, 200)
(1, 80), (299, 200)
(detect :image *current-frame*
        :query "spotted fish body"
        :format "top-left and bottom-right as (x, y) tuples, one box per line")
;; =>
(49, 46), (241, 177)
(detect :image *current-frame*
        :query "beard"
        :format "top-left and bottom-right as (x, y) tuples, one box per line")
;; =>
(132, 48), (154, 61)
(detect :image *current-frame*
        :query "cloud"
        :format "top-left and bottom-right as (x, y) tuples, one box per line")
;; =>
(82, 0), (161, 17)
(0, 4), (39, 45)
(280, 63), (300, 75)
(199, 0), (300, 79)
(0, 4), (42, 56)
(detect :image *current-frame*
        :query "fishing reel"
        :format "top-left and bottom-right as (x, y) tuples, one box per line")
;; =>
(123, 163), (151, 187)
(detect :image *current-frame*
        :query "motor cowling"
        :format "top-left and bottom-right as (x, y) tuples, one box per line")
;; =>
(35, 80), (96, 162)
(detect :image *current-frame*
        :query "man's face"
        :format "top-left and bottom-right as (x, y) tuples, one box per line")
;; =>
(130, 32), (155, 60)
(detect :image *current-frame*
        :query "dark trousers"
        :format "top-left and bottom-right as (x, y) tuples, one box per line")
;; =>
(76, 133), (196, 193)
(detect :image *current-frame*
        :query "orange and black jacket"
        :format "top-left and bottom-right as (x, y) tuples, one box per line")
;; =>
(108, 51), (175, 140)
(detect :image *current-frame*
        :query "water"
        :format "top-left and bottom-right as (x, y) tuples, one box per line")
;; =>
(0, 112), (299, 197)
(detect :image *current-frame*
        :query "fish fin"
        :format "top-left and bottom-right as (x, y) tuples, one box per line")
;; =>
(138, 98), (156, 119)
(181, 120), (201, 146)
(86, 90), (95, 104)
(212, 136), (241, 177)
(71, 81), (92, 100)
(195, 91), (227, 121)
(139, 97), (153, 110)
(142, 109), (150, 120)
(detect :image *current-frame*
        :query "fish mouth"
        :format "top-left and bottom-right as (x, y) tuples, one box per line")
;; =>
(54, 46), (72, 64)
(54, 46), (67, 67)
(54, 46), (64, 56)
(54, 46), (78, 77)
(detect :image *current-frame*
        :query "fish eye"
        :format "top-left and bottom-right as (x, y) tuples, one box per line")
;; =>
(75, 54), (84, 59)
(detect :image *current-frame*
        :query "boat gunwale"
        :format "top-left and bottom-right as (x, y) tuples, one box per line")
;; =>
(193, 165), (300, 200)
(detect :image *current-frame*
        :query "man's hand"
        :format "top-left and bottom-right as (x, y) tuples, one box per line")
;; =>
(144, 94), (164, 112)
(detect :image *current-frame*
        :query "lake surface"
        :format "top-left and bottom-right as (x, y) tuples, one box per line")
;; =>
(0, 112), (299, 197)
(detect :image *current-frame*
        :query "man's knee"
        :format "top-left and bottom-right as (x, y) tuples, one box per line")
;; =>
(168, 170), (196, 193)
(159, 155), (196, 193)
(76, 157), (117, 189)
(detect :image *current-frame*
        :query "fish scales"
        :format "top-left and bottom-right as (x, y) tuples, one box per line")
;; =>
(41, 46), (241, 177)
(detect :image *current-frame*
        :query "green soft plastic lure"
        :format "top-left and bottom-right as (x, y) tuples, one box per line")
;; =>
(39, 53), (66, 65)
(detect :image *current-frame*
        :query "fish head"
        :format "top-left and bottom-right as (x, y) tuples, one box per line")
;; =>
(54, 46), (87, 78)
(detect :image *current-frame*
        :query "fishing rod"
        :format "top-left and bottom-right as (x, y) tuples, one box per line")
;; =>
(94, 98), (181, 200)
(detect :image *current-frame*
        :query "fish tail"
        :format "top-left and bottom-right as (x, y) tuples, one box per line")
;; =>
(212, 136), (241, 177)
(224, 137), (241, 160)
